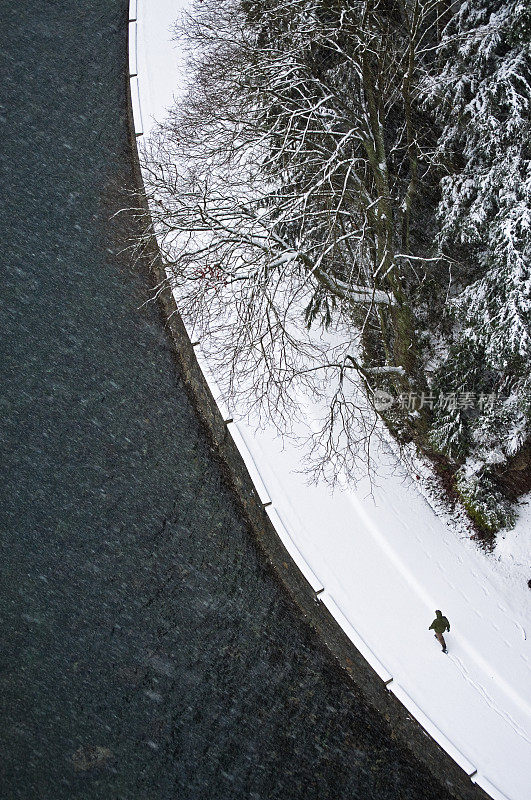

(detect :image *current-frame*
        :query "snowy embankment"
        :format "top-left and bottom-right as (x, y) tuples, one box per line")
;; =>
(128, 4), (531, 800)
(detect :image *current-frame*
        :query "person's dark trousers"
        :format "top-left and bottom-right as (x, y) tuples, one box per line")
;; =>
(435, 632), (446, 650)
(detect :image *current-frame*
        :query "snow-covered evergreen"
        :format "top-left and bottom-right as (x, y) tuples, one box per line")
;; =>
(425, 0), (531, 528)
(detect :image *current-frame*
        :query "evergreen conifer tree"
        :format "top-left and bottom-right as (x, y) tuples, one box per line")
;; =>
(426, 0), (531, 529)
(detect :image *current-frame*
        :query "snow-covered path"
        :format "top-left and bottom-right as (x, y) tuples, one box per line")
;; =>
(129, 4), (531, 799)
(225, 405), (531, 800)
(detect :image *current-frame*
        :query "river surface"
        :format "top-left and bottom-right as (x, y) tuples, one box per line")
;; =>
(0, 2), (452, 799)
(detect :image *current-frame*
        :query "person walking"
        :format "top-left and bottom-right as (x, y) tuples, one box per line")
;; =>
(429, 610), (450, 653)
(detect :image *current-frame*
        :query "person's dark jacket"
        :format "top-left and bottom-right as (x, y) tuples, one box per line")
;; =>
(429, 611), (450, 634)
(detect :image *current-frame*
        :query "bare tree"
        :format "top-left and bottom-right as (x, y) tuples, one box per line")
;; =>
(139, 0), (446, 483)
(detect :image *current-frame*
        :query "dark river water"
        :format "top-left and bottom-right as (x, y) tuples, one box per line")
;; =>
(0, 2), (454, 799)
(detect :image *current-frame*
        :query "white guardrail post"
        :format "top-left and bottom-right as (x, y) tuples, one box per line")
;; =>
(128, 1), (142, 137)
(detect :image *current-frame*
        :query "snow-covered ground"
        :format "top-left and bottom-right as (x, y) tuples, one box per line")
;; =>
(129, 4), (531, 799)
